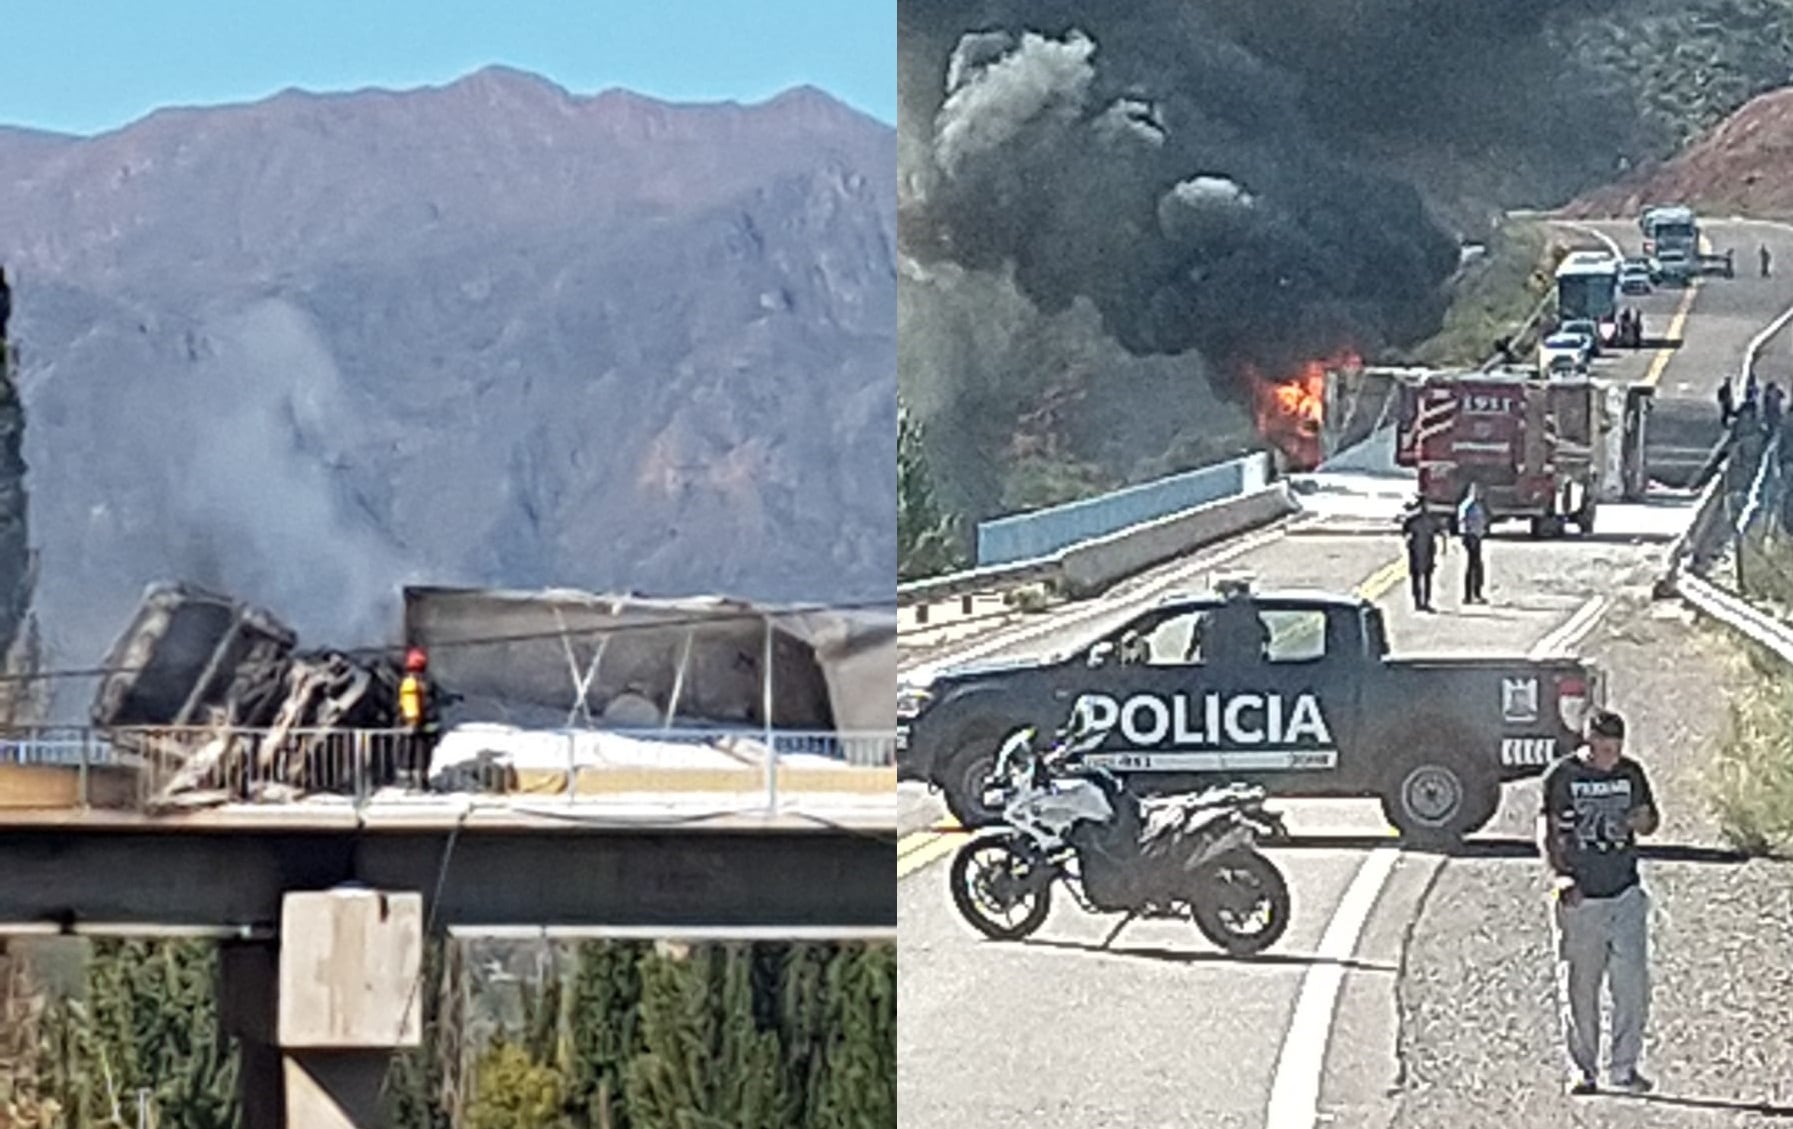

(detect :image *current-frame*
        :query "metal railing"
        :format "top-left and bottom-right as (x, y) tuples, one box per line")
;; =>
(897, 452), (1272, 604)
(974, 454), (1270, 566)
(0, 724), (897, 812)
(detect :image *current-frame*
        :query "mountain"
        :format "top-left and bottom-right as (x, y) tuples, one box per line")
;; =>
(1564, 86), (1793, 219)
(0, 66), (895, 687)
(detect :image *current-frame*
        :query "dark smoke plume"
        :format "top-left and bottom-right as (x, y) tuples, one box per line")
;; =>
(898, 0), (1645, 516)
(901, 0), (1646, 368)
(903, 2), (1465, 382)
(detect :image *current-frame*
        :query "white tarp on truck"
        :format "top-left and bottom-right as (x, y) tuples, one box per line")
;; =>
(402, 587), (896, 734)
(425, 722), (852, 790)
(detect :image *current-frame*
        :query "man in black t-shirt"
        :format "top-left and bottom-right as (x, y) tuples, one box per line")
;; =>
(1538, 708), (1659, 1096)
(1399, 499), (1440, 612)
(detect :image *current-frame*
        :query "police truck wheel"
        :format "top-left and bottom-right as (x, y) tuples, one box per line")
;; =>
(1381, 757), (1497, 845)
(939, 726), (1009, 829)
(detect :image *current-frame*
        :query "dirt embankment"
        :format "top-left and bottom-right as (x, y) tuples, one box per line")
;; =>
(1565, 87), (1793, 219)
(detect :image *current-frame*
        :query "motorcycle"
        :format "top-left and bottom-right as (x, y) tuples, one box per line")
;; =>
(948, 714), (1292, 956)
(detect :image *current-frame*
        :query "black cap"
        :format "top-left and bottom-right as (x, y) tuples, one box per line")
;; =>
(1586, 708), (1625, 739)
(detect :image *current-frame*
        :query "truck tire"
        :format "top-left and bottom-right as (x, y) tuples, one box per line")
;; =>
(938, 721), (1015, 829)
(1380, 749), (1499, 846)
(1574, 500), (1597, 535)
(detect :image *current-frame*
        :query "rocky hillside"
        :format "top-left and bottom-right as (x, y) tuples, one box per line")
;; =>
(1565, 86), (1793, 218)
(0, 67), (895, 679)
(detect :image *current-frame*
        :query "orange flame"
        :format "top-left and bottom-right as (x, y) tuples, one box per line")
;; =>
(1246, 350), (1361, 471)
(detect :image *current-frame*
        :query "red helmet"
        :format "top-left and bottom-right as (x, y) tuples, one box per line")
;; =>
(403, 646), (428, 672)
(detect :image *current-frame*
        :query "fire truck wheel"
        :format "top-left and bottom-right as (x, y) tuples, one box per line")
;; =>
(1574, 501), (1597, 535)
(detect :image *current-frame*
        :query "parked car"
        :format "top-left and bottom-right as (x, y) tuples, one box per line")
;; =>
(1539, 333), (1592, 377)
(1558, 318), (1604, 357)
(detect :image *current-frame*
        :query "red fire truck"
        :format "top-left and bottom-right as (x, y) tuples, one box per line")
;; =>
(1393, 369), (1652, 537)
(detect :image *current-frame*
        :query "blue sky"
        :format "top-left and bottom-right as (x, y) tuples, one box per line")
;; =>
(0, 1), (894, 136)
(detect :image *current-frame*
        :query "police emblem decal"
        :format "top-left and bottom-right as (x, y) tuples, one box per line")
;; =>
(1502, 677), (1540, 723)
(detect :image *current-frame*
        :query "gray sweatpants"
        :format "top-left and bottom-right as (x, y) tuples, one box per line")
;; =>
(1551, 883), (1650, 1079)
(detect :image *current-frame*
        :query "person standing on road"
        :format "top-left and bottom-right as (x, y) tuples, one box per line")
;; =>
(1539, 708), (1659, 1096)
(1765, 381), (1785, 441)
(1400, 497), (1440, 613)
(1761, 243), (1773, 278)
(1718, 379), (1736, 427)
(1457, 483), (1490, 604)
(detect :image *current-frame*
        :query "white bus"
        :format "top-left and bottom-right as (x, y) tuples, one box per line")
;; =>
(1555, 252), (1620, 343)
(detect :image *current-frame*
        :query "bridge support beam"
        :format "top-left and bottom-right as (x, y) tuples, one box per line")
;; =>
(220, 888), (423, 1128)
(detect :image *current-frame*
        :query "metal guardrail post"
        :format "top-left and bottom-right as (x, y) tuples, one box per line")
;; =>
(354, 729), (369, 808)
(763, 616), (778, 815)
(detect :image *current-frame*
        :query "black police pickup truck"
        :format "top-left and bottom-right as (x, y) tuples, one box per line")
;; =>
(897, 587), (1603, 842)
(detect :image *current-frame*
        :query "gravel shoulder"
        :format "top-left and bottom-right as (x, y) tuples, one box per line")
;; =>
(1380, 598), (1793, 1127)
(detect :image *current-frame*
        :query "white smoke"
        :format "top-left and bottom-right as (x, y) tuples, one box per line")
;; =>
(934, 31), (1097, 178)
(165, 298), (420, 647)
(1158, 176), (1258, 247)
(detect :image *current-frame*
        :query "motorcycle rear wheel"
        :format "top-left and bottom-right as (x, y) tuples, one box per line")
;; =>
(949, 835), (1053, 941)
(1189, 850), (1290, 957)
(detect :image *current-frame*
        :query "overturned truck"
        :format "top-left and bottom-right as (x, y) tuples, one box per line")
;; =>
(89, 583), (896, 807)
(89, 583), (401, 806)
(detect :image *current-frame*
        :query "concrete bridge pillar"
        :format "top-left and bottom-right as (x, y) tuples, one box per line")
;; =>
(220, 888), (424, 1128)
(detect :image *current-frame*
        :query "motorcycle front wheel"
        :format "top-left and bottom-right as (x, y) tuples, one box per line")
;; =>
(949, 834), (1053, 941)
(1189, 849), (1290, 957)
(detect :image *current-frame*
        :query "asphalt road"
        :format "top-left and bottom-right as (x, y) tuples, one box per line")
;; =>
(898, 218), (1793, 1128)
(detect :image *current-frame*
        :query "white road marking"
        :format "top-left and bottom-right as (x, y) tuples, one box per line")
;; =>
(1263, 592), (1608, 1129)
(1528, 595), (1610, 661)
(1259, 217), (1779, 1129)
(1559, 222), (1622, 258)
(1264, 846), (1401, 1129)
(1741, 291), (1793, 381)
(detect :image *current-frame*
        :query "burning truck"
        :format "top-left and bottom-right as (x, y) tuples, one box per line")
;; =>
(88, 583), (895, 808)
(1247, 351), (1362, 472)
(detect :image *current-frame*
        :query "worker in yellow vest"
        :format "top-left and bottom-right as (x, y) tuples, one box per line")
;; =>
(397, 646), (441, 785)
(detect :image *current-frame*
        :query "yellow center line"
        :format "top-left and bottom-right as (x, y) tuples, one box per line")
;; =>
(1643, 280), (1699, 389)
(896, 830), (963, 879)
(896, 556), (1412, 876)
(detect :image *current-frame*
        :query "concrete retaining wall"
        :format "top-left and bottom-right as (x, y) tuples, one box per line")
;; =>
(1057, 483), (1299, 598)
(976, 453), (1271, 566)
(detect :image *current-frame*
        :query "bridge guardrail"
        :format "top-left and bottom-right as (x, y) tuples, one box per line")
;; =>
(976, 454), (1269, 565)
(900, 455), (1286, 608)
(1659, 255), (1793, 661)
(897, 554), (1064, 606)
(0, 724), (898, 812)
